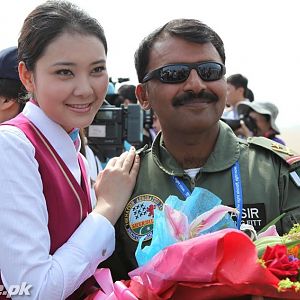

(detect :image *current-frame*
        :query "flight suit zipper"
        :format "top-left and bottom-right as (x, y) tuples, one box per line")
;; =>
(190, 177), (196, 190)
(182, 173), (196, 191)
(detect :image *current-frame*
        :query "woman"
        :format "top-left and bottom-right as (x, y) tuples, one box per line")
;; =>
(0, 1), (139, 299)
(237, 101), (285, 145)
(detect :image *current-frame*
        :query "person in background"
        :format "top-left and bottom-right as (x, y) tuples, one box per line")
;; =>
(101, 18), (300, 282)
(140, 109), (162, 148)
(222, 73), (250, 119)
(118, 84), (137, 107)
(0, 1), (139, 299)
(147, 110), (161, 142)
(105, 81), (123, 106)
(0, 46), (26, 123)
(246, 87), (254, 102)
(237, 101), (285, 145)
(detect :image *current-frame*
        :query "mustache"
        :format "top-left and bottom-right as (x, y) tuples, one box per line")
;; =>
(173, 90), (219, 107)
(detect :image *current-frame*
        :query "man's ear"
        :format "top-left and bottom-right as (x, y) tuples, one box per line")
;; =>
(136, 84), (151, 110)
(18, 61), (34, 93)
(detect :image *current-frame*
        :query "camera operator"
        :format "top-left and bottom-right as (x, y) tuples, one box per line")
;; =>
(148, 111), (161, 142)
(117, 84), (150, 148)
(236, 101), (285, 145)
(118, 84), (137, 107)
(0, 46), (26, 123)
(141, 109), (162, 147)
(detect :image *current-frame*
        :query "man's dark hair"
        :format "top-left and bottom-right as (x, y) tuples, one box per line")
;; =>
(134, 19), (225, 83)
(246, 88), (254, 102)
(0, 79), (23, 99)
(0, 79), (27, 111)
(118, 84), (137, 104)
(227, 74), (248, 97)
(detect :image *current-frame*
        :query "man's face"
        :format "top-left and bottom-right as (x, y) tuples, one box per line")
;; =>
(137, 37), (226, 136)
(226, 83), (244, 106)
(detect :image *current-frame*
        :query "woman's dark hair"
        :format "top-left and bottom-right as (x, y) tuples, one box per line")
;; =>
(134, 18), (225, 83)
(18, 0), (107, 71)
(118, 84), (137, 103)
(0, 79), (22, 100)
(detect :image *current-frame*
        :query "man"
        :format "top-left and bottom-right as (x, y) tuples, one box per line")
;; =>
(237, 101), (285, 145)
(102, 18), (300, 280)
(222, 73), (250, 119)
(118, 84), (137, 107)
(0, 46), (25, 123)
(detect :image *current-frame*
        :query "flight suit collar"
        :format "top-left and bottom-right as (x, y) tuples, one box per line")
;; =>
(151, 121), (242, 174)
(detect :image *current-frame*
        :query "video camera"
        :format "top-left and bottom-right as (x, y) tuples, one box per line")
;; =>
(221, 114), (258, 134)
(86, 102), (144, 160)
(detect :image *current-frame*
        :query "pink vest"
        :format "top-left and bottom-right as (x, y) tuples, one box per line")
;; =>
(0, 114), (93, 299)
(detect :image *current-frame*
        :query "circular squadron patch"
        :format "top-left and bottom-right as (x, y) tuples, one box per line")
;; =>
(124, 194), (164, 242)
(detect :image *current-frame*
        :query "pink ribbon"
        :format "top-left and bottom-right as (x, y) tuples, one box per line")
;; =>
(92, 268), (137, 300)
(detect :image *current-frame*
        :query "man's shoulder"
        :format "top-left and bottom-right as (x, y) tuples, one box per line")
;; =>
(246, 136), (300, 169)
(136, 144), (151, 158)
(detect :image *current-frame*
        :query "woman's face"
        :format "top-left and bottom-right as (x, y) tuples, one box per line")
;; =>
(22, 32), (109, 132)
(249, 111), (271, 135)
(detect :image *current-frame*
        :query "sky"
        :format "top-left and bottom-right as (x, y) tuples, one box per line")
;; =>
(1, 0), (299, 129)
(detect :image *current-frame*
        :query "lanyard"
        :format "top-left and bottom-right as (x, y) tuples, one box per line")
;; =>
(231, 162), (243, 230)
(171, 161), (243, 229)
(171, 176), (191, 198)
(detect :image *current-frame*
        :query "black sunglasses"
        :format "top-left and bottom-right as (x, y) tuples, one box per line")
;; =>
(142, 61), (226, 84)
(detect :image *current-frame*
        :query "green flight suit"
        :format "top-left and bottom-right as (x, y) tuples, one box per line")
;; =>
(102, 121), (300, 280)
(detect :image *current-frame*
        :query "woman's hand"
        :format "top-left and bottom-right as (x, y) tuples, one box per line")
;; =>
(93, 147), (140, 225)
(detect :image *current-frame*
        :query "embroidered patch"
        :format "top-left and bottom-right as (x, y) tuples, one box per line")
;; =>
(271, 142), (294, 156)
(124, 194), (164, 242)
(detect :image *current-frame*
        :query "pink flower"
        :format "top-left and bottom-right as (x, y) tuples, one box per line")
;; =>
(258, 225), (279, 239)
(164, 205), (189, 240)
(164, 204), (238, 241)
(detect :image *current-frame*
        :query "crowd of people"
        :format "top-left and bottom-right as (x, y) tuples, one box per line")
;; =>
(0, 1), (299, 299)
(221, 73), (285, 144)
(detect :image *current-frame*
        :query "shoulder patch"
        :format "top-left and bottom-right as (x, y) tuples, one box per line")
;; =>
(124, 194), (164, 242)
(248, 136), (300, 166)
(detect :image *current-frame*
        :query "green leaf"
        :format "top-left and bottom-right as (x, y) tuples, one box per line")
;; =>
(284, 239), (300, 249)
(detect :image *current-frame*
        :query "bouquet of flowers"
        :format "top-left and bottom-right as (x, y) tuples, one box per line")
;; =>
(86, 188), (300, 300)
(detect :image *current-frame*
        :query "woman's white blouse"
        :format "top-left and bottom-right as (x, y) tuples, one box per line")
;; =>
(0, 102), (115, 299)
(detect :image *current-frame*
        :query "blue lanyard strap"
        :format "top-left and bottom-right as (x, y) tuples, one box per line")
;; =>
(171, 176), (191, 198)
(171, 160), (243, 230)
(231, 161), (243, 230)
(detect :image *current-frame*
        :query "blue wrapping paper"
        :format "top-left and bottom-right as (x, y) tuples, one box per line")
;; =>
(135, 187), (236, 266)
